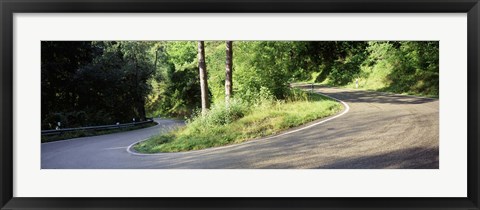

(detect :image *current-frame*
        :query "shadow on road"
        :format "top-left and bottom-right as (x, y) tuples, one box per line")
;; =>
(294, 84), (437, 105)
(327, 90), (437, 105)
(316, 147), (439, 169)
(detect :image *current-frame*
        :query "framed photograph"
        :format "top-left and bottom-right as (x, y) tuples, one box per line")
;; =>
(1, 0), (479, 209)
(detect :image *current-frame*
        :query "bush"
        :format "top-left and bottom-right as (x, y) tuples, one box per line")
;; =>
(235, 86), (276, 107)
(188, 98), (249, 131)
(327, 52), (366, 86)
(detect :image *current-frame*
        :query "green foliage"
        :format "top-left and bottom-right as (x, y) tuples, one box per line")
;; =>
(41, 41), (97, 129)
(145, 41), (203, 118)
(234, 41), (293, 100)
(202, 41), (300, 105)
(293, 41), (439, 97)
(340, 41), (439, 97)
(188, 98), (248, 128)
(74, 42), (154, 123)
(328, 48), (367, 85)
(42, 41), (182, 129)
(165, 41), (197, 70)
(389, 41), (439, 96)
(204, 41), (227, 102)
(42, 41), (206, 130)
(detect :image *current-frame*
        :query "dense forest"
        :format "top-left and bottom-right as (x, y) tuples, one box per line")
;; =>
(41, 41), (439, 130)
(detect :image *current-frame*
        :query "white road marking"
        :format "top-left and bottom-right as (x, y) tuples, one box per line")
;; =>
(126, 91), (351, 156)
(126, 138), (151, 156)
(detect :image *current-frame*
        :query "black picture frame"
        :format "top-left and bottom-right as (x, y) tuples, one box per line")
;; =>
(1, 0), (479, 209)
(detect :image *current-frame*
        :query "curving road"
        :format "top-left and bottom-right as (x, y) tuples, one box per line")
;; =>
(41, 87), (439, 169)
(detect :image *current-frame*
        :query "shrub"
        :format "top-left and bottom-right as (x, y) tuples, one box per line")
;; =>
(188, 98), (249, 131)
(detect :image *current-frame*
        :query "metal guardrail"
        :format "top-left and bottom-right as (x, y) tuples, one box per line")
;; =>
(41, 118), (154, 136)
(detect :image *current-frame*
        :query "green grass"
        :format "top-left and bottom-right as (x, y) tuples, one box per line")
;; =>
(41, 122), (157, 143)
(133, 90), (342, 153)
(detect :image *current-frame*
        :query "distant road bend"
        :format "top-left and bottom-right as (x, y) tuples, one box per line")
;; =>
(41, 87), (439, 169)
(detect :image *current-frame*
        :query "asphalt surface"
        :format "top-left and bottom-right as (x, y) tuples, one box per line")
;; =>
(41, 87), (439, 169)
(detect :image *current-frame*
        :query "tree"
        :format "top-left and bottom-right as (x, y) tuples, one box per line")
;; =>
(225, 41), (233, 104)
(197, 41), (210, 115)
(146, 41), (202, 118)
(117, 41), (156, 121)
(41, 41), (97, 129)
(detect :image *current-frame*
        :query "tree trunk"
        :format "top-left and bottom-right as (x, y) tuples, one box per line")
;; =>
(197, 41), (210, 115)
(225, 41), (233, 104)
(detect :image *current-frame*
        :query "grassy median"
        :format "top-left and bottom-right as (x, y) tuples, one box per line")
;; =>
(134, 89), (342, 153)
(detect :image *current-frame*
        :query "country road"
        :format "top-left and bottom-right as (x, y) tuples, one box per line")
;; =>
(41, 87), (439, 169)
